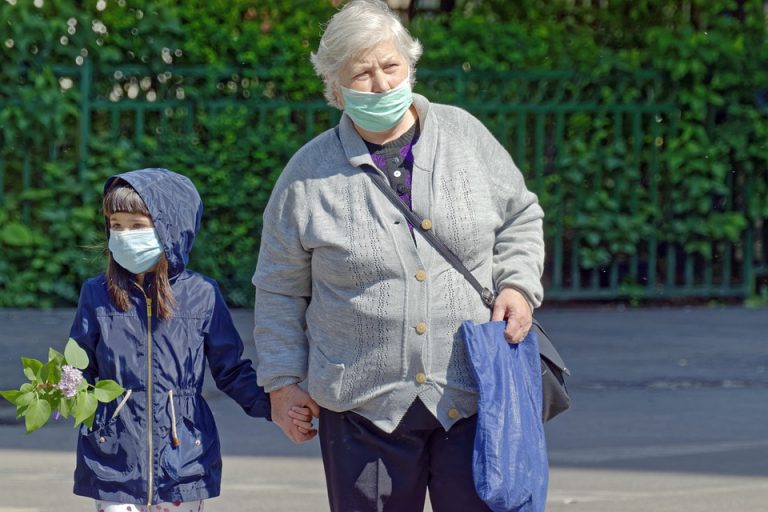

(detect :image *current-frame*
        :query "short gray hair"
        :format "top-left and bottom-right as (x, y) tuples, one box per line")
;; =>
(310, 0), (423, 109)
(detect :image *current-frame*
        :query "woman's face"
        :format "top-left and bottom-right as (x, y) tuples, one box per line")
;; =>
(336, 39), (409, 103)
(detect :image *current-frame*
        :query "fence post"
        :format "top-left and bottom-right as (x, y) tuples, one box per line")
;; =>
(79, 58), (92, 203)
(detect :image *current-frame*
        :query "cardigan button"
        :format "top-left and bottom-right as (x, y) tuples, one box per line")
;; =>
(420, 219), (432, 231)
(194, 439), (201, 446)
(98, 436), (106, 444)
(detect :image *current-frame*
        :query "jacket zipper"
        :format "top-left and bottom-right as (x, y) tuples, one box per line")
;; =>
(145, 296), (154, 506)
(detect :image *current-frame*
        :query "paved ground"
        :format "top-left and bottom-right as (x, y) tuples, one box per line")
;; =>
(1, 305), (766, 511)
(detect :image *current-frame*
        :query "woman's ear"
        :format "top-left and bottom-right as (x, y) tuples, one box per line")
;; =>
(332, 82), (344, 109)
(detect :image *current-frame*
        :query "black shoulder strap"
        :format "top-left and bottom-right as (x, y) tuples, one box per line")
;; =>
(360, 163), (496, 308)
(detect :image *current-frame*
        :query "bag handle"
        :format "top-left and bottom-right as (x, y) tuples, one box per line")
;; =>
(361, 163), (496, 308)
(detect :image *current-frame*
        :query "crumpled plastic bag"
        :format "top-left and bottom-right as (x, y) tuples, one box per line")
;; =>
(462, 320), (549, 512)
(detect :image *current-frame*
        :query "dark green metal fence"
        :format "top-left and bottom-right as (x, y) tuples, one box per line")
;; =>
(3, 62), (766, 302)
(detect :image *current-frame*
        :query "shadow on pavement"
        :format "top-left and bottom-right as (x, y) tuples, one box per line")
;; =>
(1, 306), (766, 477)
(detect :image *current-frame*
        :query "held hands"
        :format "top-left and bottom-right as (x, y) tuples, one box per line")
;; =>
(269, 384), (320, 443)
(491, 288), (533, 344)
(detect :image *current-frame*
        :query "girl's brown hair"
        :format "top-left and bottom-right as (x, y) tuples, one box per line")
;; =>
(103, 180), (176, 320)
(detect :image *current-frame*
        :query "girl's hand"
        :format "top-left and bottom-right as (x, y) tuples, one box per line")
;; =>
(288, 405), (316, 435)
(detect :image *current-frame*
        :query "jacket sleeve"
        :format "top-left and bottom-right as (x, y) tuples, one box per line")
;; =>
(68, 281), (101, 383)
(251, 172), (311, 393)
(203, 280), (270, 419)
(475, 117), (545, 309)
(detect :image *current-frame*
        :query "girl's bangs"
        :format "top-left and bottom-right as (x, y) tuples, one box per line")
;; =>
(103, 183), (150, 216)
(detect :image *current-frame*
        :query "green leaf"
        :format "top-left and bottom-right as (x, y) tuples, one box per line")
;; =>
(93, 380), (125, 403)
(39, 361), (58, 384)
(24, 396), (52, 433)
(0, 390), (22, 405)
(83, 411), (98, 429)
(48, 348), (65, 365)
(15, 391), (35, 407)
(47, 363), (62, 385)
(73, 392), (98, 428)
(58, 397), (72, 418)
(64, 338), (89, 370)
(0, 222), (37, 247)
(21, 358), (43, 382)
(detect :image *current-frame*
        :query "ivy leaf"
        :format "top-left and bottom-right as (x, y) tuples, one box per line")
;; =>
(93, 380), (125, 403)
(64, 338), (89, 370)
(24, 396), (52, 433)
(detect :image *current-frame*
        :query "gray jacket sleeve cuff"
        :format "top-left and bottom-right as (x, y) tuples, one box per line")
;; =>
(264, 376), (303, 394)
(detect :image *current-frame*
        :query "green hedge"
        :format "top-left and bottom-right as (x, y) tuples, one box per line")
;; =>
(1, 0), (766, 306)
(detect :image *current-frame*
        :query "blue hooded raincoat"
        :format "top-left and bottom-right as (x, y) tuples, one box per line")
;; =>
(69, 168), (270, 505)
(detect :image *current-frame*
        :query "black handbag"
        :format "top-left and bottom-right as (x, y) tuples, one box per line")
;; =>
(363, 165), (571, 422)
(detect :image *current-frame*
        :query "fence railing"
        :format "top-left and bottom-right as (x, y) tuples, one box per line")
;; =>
(2, 62), (766, 302)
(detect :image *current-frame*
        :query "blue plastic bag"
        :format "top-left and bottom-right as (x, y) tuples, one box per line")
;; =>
(462, 320), (549, 512)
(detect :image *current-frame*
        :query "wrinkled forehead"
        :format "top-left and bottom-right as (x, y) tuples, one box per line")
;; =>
(351, 39), (401, 62)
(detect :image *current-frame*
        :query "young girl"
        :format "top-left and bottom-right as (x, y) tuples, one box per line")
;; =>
(69, 168), (314, 512)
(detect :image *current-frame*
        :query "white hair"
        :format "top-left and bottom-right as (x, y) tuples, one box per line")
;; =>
(310, 0), (423, 108)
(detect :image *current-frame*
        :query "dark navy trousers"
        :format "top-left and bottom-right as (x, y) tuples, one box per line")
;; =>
(319, 398), (492, 512)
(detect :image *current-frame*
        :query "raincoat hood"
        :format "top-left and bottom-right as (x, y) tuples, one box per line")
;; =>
(104, 168), (202, 275)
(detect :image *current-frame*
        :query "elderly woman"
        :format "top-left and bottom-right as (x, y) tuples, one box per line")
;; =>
(252, 0), (545, 510)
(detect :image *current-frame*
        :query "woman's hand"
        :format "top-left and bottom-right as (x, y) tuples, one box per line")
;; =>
(491, 288), (533, 344)
(269, 384), (320, 443)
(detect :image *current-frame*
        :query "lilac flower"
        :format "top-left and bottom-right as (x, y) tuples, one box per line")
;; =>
(57, 365), (83, 398)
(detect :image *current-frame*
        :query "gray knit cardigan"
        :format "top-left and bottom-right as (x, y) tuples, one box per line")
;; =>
(252, 94), (545, 433)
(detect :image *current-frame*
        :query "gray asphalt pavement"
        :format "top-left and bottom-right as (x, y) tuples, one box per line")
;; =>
(1, 306), (766, 512)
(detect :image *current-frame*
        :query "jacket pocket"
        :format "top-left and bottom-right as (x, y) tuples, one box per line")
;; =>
(78, 416), (141, 480)
(307, 345), (347, 408)
(159, 415), (219, 483)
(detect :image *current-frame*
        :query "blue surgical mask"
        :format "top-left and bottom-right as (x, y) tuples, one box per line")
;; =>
(341, 75), (413, 132)
(108, 228), (163, 274)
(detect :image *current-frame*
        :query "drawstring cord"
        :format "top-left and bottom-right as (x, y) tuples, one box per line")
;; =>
(110, 389), (132, 420)
(168, 390), (180, 447)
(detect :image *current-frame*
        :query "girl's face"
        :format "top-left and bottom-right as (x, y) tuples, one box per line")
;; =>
(109, 212), (153, 231)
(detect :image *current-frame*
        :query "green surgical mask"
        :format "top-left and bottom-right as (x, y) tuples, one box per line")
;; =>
(341, 75), (413, 132)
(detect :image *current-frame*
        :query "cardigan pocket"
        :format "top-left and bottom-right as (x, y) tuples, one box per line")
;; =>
(307, 345), (347, 408)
